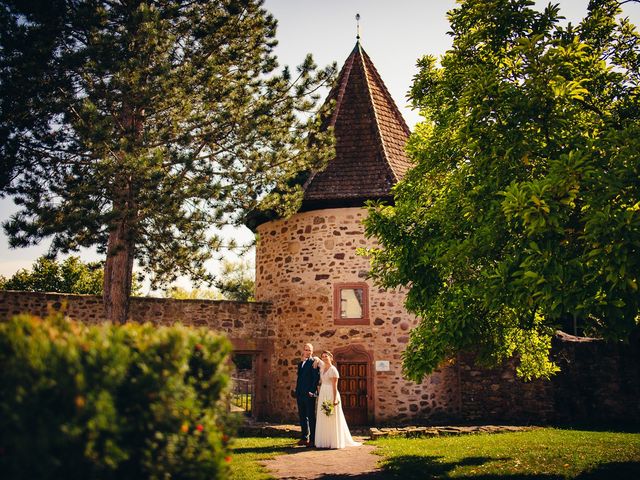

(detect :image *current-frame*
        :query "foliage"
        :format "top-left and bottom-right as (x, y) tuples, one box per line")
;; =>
(0, 255), (141, 295)
(166, 259), (255, 301)
(365, 0), (640, 381)
(215, 259), (255, 302)
(0, 311), (233, 479)
(228, 437), (295, 480)
(373, 428), (640, 479)
(0, 0), (336, 323)
(0, 255), (103, 294)
(167, 286), (224, 301)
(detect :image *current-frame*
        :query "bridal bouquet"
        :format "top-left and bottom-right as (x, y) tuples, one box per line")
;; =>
(321, 399), (335, 416)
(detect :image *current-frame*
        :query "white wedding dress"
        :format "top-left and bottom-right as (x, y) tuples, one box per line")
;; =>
(314, 362), (361, 449)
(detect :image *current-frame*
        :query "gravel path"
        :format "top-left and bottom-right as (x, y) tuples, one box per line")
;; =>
(261, 437), (385, 479)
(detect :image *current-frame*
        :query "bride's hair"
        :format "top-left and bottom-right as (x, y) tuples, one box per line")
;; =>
(322, 350), (334, 360)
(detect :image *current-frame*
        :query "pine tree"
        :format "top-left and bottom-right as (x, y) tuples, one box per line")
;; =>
(0, 0), (335, 323)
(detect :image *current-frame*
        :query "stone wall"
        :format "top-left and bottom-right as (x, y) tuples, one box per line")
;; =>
(255, 207), (460, 424)
(457, 354), (554, 424)
(455, 333), (640, 425)
(0, 290), (276, 418)
(550, 332), (640, 425)
(2, 286), (638, 426)
(0, 290), (272, 337)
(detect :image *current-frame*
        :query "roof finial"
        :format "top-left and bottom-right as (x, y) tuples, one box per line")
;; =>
(356, 13), (360, 41)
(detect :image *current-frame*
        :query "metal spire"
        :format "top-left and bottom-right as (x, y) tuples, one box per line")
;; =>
(356, 13), (360, 41)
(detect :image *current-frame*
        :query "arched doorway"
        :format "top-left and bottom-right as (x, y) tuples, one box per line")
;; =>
(333, 344), (373, 426)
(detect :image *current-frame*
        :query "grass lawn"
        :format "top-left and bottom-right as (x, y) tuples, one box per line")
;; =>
(372, 428), (640, 479)
(227, 429), (640, 479)
(228, 437), (295, 480)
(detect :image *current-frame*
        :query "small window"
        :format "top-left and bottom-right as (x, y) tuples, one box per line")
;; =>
(334, 283), (369, 325)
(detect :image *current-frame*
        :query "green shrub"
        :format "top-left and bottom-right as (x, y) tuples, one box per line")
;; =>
(0, 312), (233, 479)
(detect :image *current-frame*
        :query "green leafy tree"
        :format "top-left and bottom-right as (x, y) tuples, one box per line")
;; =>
(167, 259), (254, 301)
(167, 286), (223, 300)
(1, 256), (103, 294)
(365, 0), (640, 381)
(0, 0), (335, 323)
(0, 255), (142, 295)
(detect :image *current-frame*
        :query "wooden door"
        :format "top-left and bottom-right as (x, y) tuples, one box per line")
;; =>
(338, 362), (368, 425)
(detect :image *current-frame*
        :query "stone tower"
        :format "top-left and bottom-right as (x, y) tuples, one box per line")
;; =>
(252, 42), (460, 425)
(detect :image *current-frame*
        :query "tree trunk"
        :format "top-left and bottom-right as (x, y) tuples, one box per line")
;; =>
(103, 178), (137, 324)
(104, 104), (141, 324)
(103, 217), (135, 324)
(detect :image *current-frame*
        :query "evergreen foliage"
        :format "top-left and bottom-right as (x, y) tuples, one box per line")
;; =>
(0, 0), (335, 323)
(0, 311), (233, 479)
(364, 0), (640, 381)
(215, 259), (254, 301)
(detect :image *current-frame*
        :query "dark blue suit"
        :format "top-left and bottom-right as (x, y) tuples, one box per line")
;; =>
(295, 358), (320, 443)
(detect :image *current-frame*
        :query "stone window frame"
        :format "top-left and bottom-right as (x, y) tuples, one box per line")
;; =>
(333, 282), (369, 325)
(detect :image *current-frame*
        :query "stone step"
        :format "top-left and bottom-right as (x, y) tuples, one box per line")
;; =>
(238, 421), (539, 440)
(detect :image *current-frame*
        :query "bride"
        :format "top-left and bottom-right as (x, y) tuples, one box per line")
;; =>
(312, 351), (361, 449)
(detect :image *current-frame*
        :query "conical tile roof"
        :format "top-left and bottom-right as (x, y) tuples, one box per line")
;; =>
(300, 41), (412, 211)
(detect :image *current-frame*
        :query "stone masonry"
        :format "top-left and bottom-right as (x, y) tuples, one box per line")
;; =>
(0, 290), (276, 419)
(2, 289), (639, 425)
(255, 206), (460, 424)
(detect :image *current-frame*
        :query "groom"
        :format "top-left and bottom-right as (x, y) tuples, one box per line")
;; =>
(294, 342), (320, 447)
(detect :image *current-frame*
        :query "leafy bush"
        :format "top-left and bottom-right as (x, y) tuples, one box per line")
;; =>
(0, 312), (233, 479)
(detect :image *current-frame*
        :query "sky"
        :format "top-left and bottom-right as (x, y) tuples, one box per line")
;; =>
(1, 0), (639, 290)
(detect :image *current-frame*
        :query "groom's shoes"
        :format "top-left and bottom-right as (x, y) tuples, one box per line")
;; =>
(296, 439), (308, 446)
(306, 443), (315, 448)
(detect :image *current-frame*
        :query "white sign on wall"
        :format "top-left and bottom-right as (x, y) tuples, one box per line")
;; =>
(375, 360), (390, 372)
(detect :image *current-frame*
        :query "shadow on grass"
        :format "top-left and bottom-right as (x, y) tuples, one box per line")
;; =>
(371, 455), (551, 480)
(576, 461), (640, 479)
(314, 455), (640, 480)
(231, 444), (295, 455)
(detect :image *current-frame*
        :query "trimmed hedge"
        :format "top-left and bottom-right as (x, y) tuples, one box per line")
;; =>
(0, 312), (233, 479)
